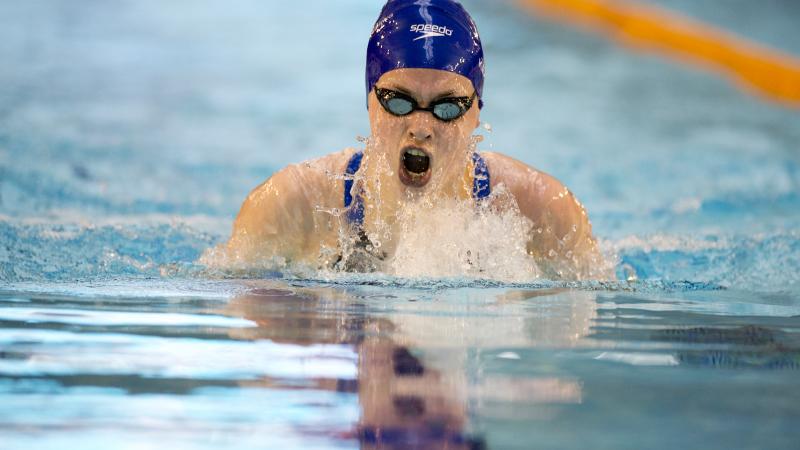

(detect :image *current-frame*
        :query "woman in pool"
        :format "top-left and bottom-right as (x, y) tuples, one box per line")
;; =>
(222, 0), (604, 279)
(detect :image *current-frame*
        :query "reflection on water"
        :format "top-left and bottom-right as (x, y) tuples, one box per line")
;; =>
(2, 280), (798, 449)
(226, 286), (484, 449)
(1, 0), (799, 447)
(592, 295), (800, 371)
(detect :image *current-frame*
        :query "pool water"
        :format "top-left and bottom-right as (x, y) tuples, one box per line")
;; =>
(1, 0), (799, 449)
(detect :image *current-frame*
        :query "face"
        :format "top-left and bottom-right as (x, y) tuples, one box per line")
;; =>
(366, 68), (480, 200)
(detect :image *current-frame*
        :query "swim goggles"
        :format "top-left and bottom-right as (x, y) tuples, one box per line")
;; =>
(374, 87), (476, 122)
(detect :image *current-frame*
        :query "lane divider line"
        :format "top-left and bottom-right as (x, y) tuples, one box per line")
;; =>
(519, 0), (800, 107)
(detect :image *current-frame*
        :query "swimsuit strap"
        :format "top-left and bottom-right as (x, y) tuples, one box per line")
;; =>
(471, 152), (491, 200)
(343, 151), (365, 225)
(343, 151), (491, 226)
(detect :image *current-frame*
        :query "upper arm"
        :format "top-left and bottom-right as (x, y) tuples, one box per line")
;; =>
(534, 177), (596, 258)
(228, 165), (317, 261)
(226, 149), (353, 263)
(485, 153), (600, 270)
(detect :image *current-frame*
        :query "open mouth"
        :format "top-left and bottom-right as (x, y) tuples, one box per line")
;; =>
(398, 146), (432, 188)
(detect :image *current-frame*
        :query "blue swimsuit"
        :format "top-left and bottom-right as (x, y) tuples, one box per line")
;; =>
(343, 151), (491, 226)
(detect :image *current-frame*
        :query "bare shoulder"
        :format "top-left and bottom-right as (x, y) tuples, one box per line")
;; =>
(481, 151), (567, 208)
(231, 148), (357, 245)
(240, 148), (356, 213)
(481, 151), (597, 264)
(293, 148), (360, 186)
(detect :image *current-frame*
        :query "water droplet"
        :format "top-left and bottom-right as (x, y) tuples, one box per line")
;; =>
(622, 264), (638, 282)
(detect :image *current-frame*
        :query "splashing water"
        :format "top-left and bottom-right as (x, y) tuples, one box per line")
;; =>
(2, 4), (800, 448)
(200, 135), (610, 283)
(387, 189), (541, 282)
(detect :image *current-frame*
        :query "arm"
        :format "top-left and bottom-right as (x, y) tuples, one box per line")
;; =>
(484, 152), (605, 279)
(523, 175), (600, 267)
(225, 150), (352, 266)
(227, 164), (318, 264)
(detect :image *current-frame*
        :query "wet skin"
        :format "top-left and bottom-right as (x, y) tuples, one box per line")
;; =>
(225, 68), (604, 278)
(366, 68), (480, 199)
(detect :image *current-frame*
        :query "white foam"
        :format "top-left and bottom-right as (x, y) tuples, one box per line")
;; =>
(385, 192), (542, 282)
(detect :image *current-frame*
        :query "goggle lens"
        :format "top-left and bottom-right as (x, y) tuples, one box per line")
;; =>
(433, 102), (463, 121)
(386, 97), (414, 115)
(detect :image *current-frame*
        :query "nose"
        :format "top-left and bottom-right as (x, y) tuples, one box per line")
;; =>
(407, 112), (434, 142)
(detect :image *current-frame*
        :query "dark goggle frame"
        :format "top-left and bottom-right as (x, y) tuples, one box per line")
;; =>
(374, 87), (477, 122)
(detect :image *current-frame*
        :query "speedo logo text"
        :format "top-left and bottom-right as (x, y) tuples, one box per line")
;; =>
(409, 24), (454, 41)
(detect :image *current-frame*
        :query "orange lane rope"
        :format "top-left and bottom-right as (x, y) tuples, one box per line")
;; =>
(519, 0), (800, 107)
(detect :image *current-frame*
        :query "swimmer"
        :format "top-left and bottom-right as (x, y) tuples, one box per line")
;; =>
(223, 0), (605, 279)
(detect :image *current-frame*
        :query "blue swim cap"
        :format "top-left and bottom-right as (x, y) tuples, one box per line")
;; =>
(366, 0), (485, 109)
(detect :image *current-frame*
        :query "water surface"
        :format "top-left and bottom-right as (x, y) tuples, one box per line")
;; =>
(1, 0), (799, 448)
